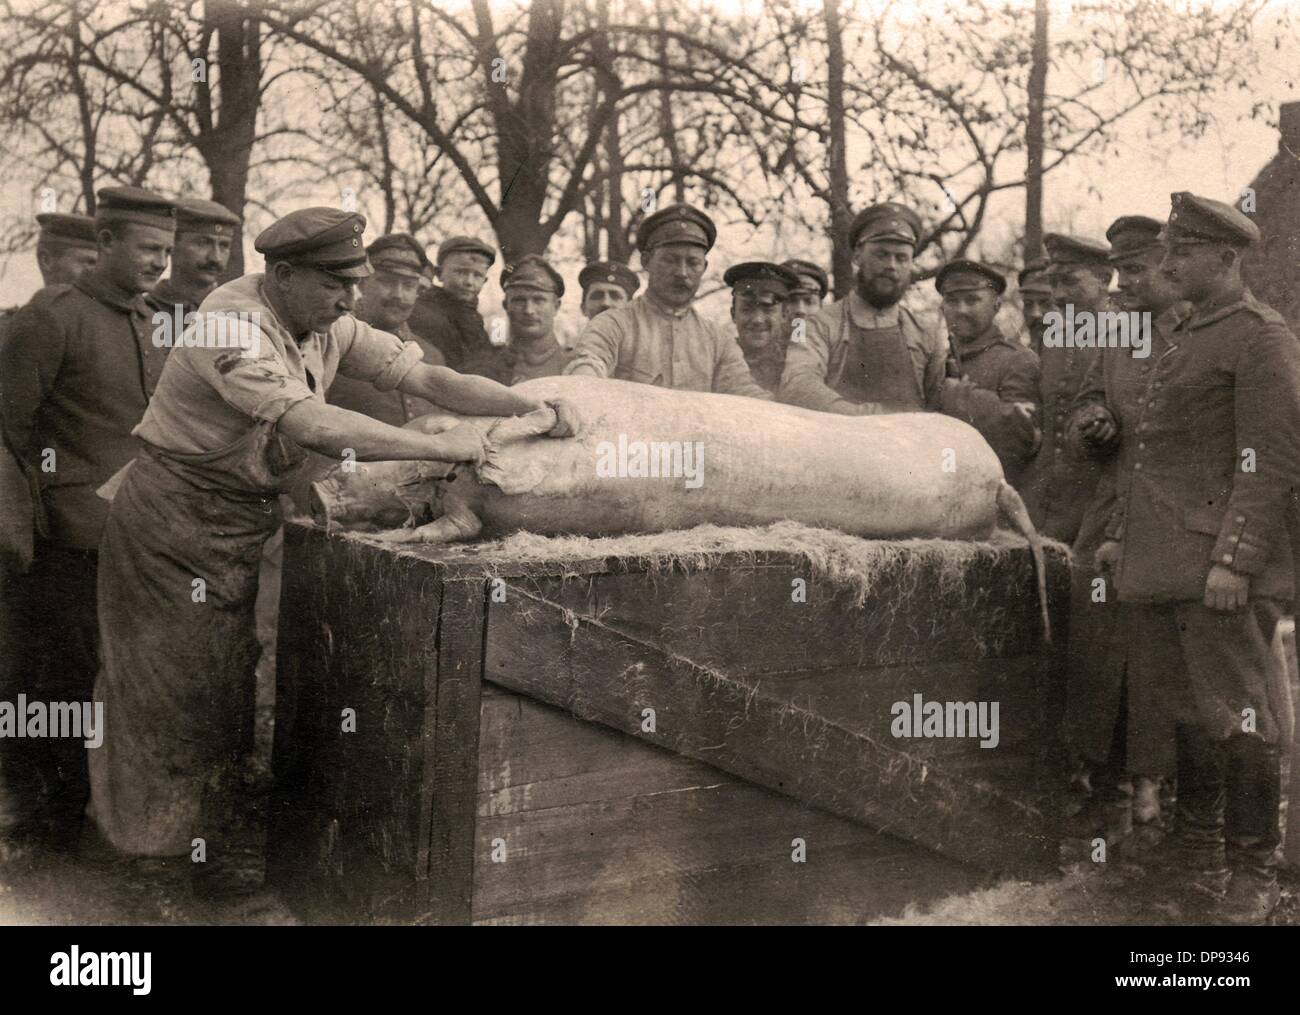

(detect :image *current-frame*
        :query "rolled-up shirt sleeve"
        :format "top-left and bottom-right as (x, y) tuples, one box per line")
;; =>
(335, 316), (424, 391)
(564, 314), (622, 378)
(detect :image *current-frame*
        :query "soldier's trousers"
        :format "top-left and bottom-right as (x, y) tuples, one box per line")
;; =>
(1175, 726), (1280, 869)
(0, 540), (99, 849)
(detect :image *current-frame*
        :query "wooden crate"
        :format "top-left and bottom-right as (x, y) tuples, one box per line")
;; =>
(268, 524), (1069, 924)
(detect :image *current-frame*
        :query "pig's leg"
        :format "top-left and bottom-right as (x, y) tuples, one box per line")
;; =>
(372, 489), (483, 544)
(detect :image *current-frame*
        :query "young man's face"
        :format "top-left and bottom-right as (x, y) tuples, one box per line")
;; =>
(1048, 265), (1110, 313)
(504, 289), (558, 343)
(645, 243), (707, 309)
(357, 269), (421, 332)
(731, 293), (785, 355)
(941, 287), (1000, 342)
(783, 291), (822, 333)
(438, 252), (492, 304)
(1158, 241), (1232, 304)
(275, 262), (361, 335)
(37, 246), (98, 287)
(100, 223), (174, 295)
(171, 231), (233, 291)
(581, 282), (629, 319)
(853, 240), (913, 307)
(1115, 248), (1181, 314)
(1020, 291), (1054, 344)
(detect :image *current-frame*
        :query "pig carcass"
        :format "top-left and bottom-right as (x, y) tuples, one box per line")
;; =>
(310, 377), (1047, 634)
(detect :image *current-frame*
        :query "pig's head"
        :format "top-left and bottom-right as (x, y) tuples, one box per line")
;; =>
(309, 458), (456, 531)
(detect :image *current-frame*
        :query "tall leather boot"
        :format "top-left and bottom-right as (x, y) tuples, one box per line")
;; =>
(1214, 734), (1281, 925)
(1159, 726), (1229, 906)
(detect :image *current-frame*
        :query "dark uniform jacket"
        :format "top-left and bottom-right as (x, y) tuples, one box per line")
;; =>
(148, 277), (203, 321)
(937, 324), (1041, 486)
(0, 271), (167, 549)
(408, 286), (511, 383)
(327, 322), (446, 426)
(1101, 291), (1300, 603)
(1019, 342), (1103, 543)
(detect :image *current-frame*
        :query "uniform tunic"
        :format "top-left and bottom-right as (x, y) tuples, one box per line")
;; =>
(90, 273), (423, 857)
(741, 341), (787, 395)
(777, 291), (946, 414)
(1019, 342), (1103, 543)
(148, 277), (203, 321)
(938, 323), (1041, 486)
(1103, 292), (1300, 772)
(565, 293), (770, 399)
(507, 336), (570, 385)
(409, 286), (510, 383)
(1062, 310), (1181, 769)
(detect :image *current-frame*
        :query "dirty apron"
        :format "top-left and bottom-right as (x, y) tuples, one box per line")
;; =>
(828, 314), (924, 411)
(89, 418), (304, 857)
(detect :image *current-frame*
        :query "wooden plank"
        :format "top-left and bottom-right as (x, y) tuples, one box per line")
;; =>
(471, 690), (977, 924)
(485, 583), (1057, 872)
(422, 579), (487, 925)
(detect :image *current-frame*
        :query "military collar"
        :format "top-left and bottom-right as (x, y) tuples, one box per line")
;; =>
(950, 322), (1006, 358)
(846, 289), (902, 330)
(74, 269), (147, 313)
(1181, 287), (1250, 331)
(643, 291), (693, 320)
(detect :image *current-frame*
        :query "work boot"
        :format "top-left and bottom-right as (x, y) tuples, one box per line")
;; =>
(1150, 728), (1228, 911)
(1214, 855), (1279, 925)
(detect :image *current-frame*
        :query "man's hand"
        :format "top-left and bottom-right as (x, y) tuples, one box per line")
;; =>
(1012, 402), (1043, 454)
(1075, 406), (1119, 451)
(544, 398), (582, 438)
(1094, 539), (1121, 572)
(435, 422), (489, 466)
(1204, 564), (1249, 611)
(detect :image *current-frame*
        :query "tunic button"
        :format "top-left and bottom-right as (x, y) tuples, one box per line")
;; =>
(1138, 442), (1145, 450)
(1229, 535), (1239, 543)
(1236, 515), (1245, 524)
(1134, 463), (1142, 470)
(1221, 555), (1233, 564)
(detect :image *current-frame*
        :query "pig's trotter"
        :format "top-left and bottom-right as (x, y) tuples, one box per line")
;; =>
(373, 493), (483, 544)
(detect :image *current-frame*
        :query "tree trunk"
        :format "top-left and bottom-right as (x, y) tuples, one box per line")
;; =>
(823, 0), (852, 299)
(1024, 0), (1049, 260)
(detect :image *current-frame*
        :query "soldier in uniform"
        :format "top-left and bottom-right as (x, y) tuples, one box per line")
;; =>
(565, 204), (770, 399)
(1093, 194), (1300, 923)
(408, 235), (505, 381)
(932, 259), (1041, 486)
(328, 233), (446, 425)
(0, 187), (175, 853)
(1017, 259), (1054, 357)
(578, 260), (639, 320)
(778, 203), (947, 414)
(148, 198), (241, 321)
(780, 259), (829, 337)
(88, 207), (580, 898)
(0, 211), (98, 854)
(1019, 233), (1111, 544)
(501, 255), (570, 384)
(725, 261), (799, 395)
(1061, 216), (1187, 851)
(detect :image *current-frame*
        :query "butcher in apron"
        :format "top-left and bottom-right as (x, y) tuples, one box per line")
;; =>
(89, 207), (579, 898)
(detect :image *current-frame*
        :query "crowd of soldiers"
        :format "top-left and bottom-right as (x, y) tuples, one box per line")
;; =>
(0, 182), (1297, 926)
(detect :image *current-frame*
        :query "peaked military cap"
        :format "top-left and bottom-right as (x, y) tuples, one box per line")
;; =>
(1163, 192), (1260, 247)
(935, 258), (1007, 295)
(849, 202), (923, 250)
(1043, 233), (1111, 268)
(1017, 258), (1051, 293)
(1105, 215), (1164, 261)
(636, 203), (717, 253)
(723, 261), (799, 303)
(781, 259), (829, 298)
(578, 260), (639, 298)
(255, 207), (371, 279)
(501, 254), (564, 297)
(367, 233), (430, 279)
(95, 186), (175, 231)
(436, 235), (496, 267)
(174, 198), (242, 237)
(36, 213), (97, 251)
